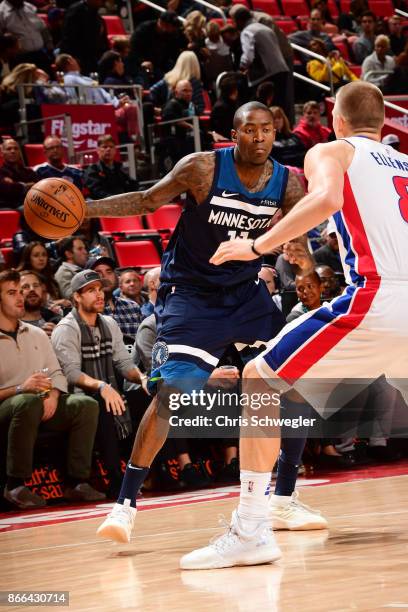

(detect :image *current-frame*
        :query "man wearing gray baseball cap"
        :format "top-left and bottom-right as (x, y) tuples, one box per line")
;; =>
(51, 269), (148, 498)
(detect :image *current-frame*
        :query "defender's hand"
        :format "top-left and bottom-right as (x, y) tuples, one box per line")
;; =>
(210, 239), (258, 265)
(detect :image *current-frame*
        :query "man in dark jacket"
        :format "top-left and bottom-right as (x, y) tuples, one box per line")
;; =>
(127, 11), (187, 80)
(59, 0), (108, 75)
(84, 134), (138, 199)
(0, 139), (38, 210)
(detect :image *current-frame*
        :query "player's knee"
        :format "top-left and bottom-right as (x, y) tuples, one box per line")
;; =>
(242, 360), (260, 380)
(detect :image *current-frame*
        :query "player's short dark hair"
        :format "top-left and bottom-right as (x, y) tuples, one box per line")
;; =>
(233, 102), (274, 129)
(336, 81), (384, 132)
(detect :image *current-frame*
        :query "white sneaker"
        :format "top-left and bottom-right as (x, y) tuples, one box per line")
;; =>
(180, 511), (282, 570)
(96, 500), (137, 543)
(269, 491), (328, 531)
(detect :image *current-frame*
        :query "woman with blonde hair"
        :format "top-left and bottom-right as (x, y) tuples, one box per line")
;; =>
(1, 62), (38, 96)
(149, 50), (205, 113)
(0, 63), (39, 131)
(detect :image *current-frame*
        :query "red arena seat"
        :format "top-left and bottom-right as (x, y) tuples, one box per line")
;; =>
(113, 240), (162, 268)
(252, 0), (282, 16)
(24, 144), (47, 167)
(145, 204), (182, 233)
(100, 216), (144, 233)
(0, 210), (20, 244)
(281, 0), (309, 17)
(102, 15), (126, 36)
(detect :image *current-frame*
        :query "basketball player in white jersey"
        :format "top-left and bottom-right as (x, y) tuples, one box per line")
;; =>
(181, 81), (408, 569)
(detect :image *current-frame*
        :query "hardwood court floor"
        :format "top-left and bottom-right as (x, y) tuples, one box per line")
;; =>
(1, 473), (408, 612)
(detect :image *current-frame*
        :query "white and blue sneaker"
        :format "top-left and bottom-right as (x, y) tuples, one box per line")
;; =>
(180, 511), (282, 570)
(269, 491), (328, 531)
(96, 500), (137, 543)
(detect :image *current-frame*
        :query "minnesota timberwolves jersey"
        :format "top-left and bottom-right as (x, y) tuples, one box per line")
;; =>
(160, 147), (289, 287)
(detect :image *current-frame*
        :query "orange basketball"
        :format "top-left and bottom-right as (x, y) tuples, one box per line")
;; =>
(24, 178), (86, 240)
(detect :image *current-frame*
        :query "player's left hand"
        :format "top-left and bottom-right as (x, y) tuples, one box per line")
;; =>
(210, 239), (258, 265)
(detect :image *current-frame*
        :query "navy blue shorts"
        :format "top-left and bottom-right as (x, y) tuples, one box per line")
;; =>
(150, 279), (285, 390)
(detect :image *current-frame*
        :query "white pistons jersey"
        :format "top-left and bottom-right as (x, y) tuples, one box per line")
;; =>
(332, 136), (408, 285)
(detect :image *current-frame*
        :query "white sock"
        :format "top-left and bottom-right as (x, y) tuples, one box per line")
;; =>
(270, 493), (292, 507)
(237, 470), (271, 528)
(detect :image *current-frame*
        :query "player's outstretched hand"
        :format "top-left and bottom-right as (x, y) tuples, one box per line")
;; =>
(210, 238), (258, 265)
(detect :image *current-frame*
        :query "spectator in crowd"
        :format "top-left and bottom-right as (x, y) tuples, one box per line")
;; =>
(111, 35), (131, 60)
(98, 50), (133, 94)
(55, 54), (140, 142)
(17, 241), (61, 301)
(307, 39), (359, 88)
(51, 269), (147, 497)
(46, 7), (64, 48)
(0, 269), (104, 509)
(0, 0), (53, 71)
(338, 0), (369, 35)
(210, 74), (239, 141)
(118, 269), (145, 307)
(231, 6), (292, 120)
(54, 235), (89, 299)
(127, 10), (187, 81)
(140, 266), (160, 319)
(0, 32), (19, 79)
(382, 133), (400, 151)
(84, 134), (139, 200)
(183, 10), (207, 59)
(313, 221), (343, 272)
(20, 269), (61, 336)
(270, 106), (306, 168)
(352, 10), (377, 64)
(258, 264), (282, 311)
(387, 15), (407, 56)
(87, 256), (142, 344)
(293, 101), (331, 151)
(0, 62), (40, 128)
(362, 35), (395, 89)
(315, 264), (340, 299)
(59, 0), (108, 75)
(255, 80), (275, 107)
(34, 136), (83, 190)
(383, 39), (408, 94)
(289, 8), (337, 53)
(0, 138), (37, 210)
(160, 79), (200, 167)
(149, 50), (205, 114)
(55, 53), (126, 107)
(205, 20), (230, 56)
(275, 240), (314, 292)
(286, 270), (322, 322)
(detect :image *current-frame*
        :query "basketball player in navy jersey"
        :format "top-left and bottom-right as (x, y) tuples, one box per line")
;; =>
(87, 102), (327, 551)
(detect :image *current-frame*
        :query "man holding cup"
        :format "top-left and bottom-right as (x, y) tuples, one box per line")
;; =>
(0, 269), (105, 509)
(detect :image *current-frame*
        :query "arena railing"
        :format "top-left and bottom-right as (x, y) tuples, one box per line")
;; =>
(290, 43), (335, 96)
(126, 0), (186, 27)
(15, 112), (75, 162)
(16, 82), (145, 151)
(147, 115), (201, 165)
(74, 142), (137, 179)
(189, 0), (227, 23)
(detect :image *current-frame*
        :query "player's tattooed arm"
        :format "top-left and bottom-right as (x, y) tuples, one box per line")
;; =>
(86, 152), (216, 218)
(281, 171), (315, 274)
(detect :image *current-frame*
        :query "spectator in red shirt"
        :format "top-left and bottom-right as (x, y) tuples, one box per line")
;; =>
(293, 100), (331, 150)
